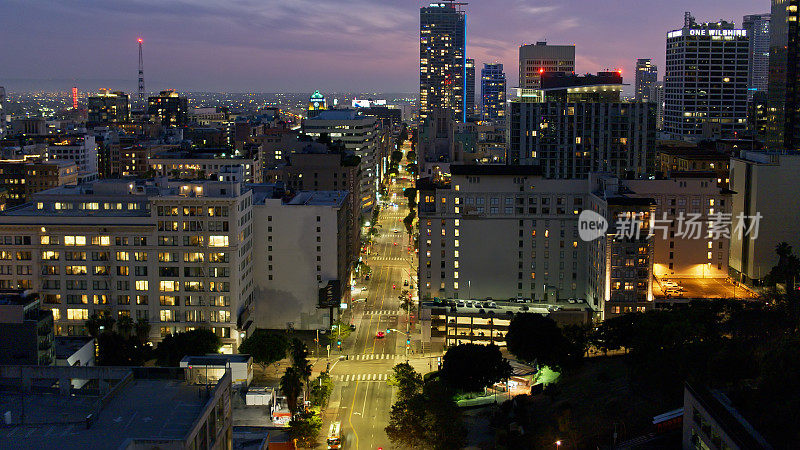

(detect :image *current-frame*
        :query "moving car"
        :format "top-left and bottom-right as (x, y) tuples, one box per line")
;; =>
(327, 422), (341, 449)
(376, 331), (385, 338)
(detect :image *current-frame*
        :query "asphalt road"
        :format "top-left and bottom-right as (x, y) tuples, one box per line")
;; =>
(320, 154), (418, 450)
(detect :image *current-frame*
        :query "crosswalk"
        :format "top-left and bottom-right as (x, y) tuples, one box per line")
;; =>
(363, 310), (400, 316)
(348, 353), (403, 361)
(333, 373), (390, 382)
(370, 256), (409, 261)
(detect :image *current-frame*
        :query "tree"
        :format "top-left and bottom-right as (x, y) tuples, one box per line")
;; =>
(97, 331), (148, 366)
(592, 312), (642, 353)
(505, 313), (577, 369)
(399, 290), (414, 313)
(288, 409), (323, 448)
(310, 371), (334, 407)
(238, 329), (288, 369)
(403, 211), (416, 235)
(289, 338), (313, 398)
(391, 150), (404, 163)
(440, 343), (512, 393)
(387, 362), (423, 402)
(386, 393), (429, 448)
(135, 318), (151, 345)
(403, 187), (418, 209)
(155, 329), (221, 366)
(117, 315), (134, 339)
(85, 312), (115, 339)
(766, 242), (800, 289)
(280, 366), (304, 414)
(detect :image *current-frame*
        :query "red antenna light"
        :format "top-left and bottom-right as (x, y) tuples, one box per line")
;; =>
(138, 38), (143, 43)
(538, 68), (544, 74)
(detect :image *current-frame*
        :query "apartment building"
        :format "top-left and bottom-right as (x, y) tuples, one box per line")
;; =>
(0, 290), (55, 366)
(729, 152), (800, 284)
(280, 150), (361, 268)
(625, 174), (731, 279)
(0, 159), (78, 206)
(585, 178), (656, 319)
(417, 165), (590, 304)
(302, 110), (379, 213)
(417, 166), (702, 319)
(46, 134), (98, 183)
(251, 188), (350, 330)
(149, 151), (259, 183)
(509, 72), (656, 178)
(0, 178), (254, 351)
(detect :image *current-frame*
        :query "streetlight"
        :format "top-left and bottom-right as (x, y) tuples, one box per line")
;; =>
(555, 440), (562, 449)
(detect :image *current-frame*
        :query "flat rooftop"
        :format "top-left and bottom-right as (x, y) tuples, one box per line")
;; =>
(54, 336), (93, 359)
(0, 375), (212, 449)
(286, 190), (347, 207)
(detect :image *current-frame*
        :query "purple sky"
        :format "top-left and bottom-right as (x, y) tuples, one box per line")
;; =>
(0, 0), (767, 93)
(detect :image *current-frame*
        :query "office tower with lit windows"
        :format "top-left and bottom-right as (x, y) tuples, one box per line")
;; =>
(664, 13), (750, 139)
(147, 90), (188, 127)
(419, 1), (467, 122)
(766, 0), (800, 151)
(634, 58), (658, 102)
(87, 90), (130, 126)
(743, 14), (771, 102)
(509, 71), (656, 179)
(481, 63), (506, 123)
(465, 58), (476, 120)
(518, 42), (575, 89)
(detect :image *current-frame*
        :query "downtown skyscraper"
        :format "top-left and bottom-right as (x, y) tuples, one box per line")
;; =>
(743, 13), (771, 101)
(420, 1), (467, 122)
(766, 0), (800, 152)
(664, 13), (749, 139)
(481, 63), (506, 123)
(634, 58), (658, 102)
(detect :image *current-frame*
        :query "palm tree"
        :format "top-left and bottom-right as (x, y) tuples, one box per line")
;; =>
(85, 313), (103, 338)
(289, 338), (312, 400)
(280, 366), (304, 414)
(135, 318), (151, 345)
(117, 315), (134, 338)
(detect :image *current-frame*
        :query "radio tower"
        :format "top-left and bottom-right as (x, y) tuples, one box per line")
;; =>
(137, 38), (145, 108)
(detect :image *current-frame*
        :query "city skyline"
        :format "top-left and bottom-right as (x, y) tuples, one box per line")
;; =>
(0, 0), (762, 93)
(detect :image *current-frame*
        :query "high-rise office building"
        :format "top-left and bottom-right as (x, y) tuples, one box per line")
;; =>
(509, 72), (656, 179)
(87, 90), (130, 126)
(465, 58), (476, 120)
(481, 63), (506, 123)
(652, 81), (666, 129)
(664, 13), (750, 139)
(743, 14), (771, 102)
(518, 42), (575, 89)
(147, 90), (188, 127)
(634, 58), (658, 102)
(419, 1), (467, 122)
(766, 0), (800, 151)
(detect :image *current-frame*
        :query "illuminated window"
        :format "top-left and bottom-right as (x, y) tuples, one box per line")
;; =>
(135, 280), (149, 291)
(67, 308), (88, 321)
(64, 236), (86, 246)
(208, 235), (229, 247)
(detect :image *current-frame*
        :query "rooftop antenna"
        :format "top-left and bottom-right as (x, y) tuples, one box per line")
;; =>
(138, 38), (145, 108)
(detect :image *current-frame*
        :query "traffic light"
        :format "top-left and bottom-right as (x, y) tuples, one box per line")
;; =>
(337, 340), (341, 346)
(386, 328), (391, 334)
